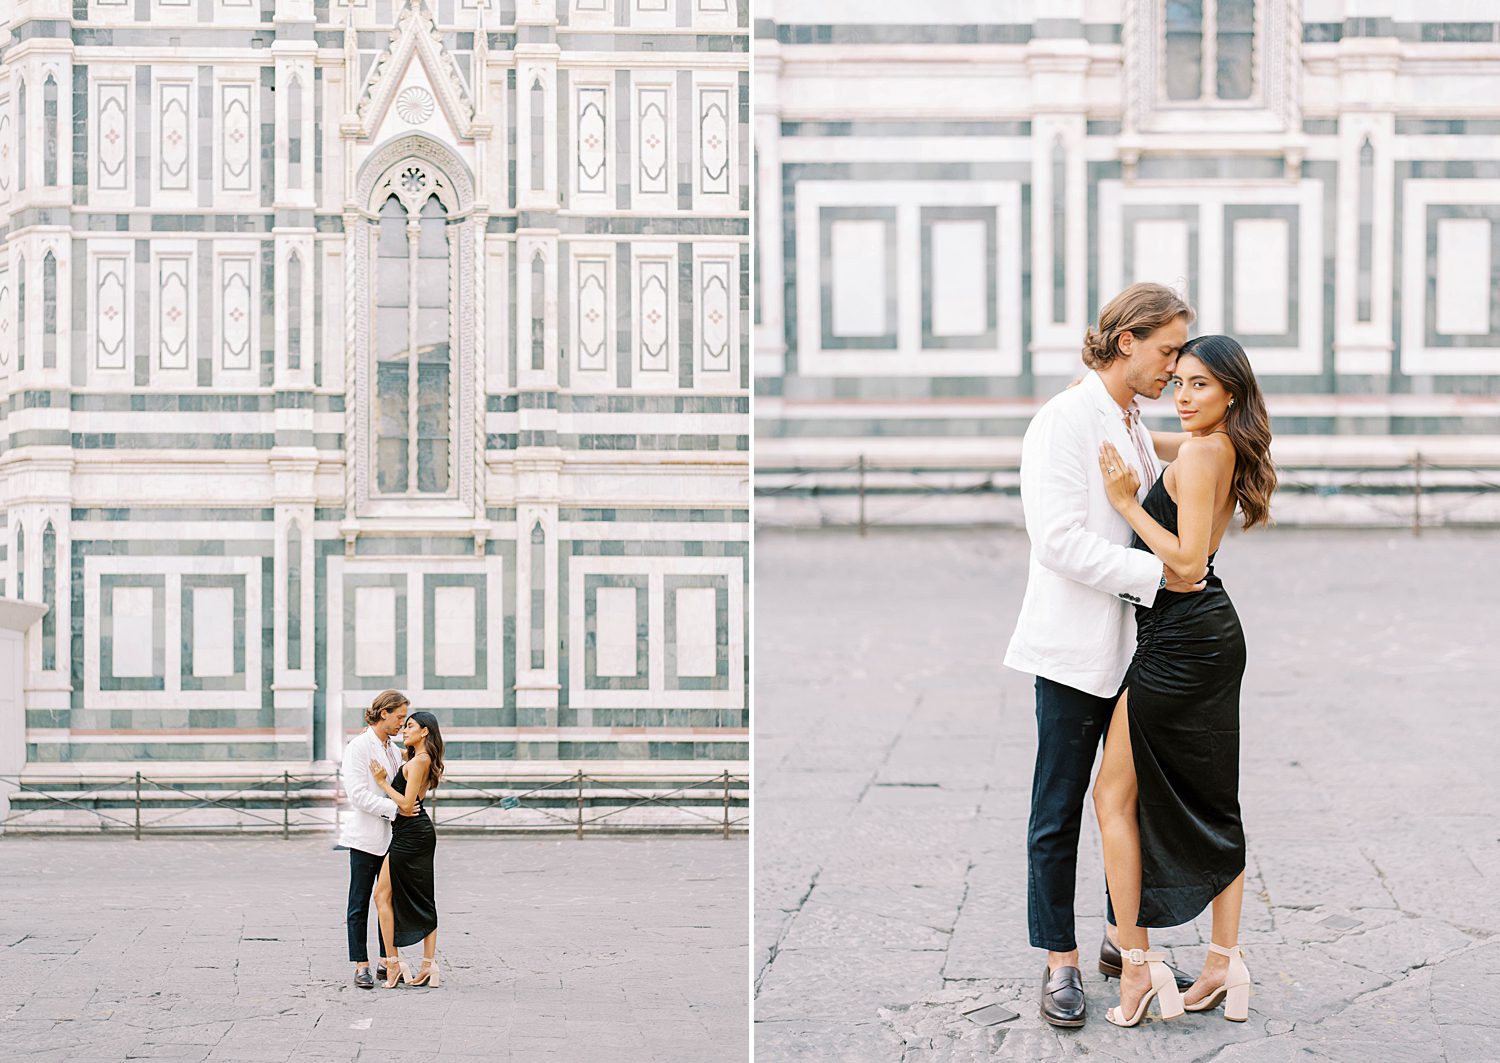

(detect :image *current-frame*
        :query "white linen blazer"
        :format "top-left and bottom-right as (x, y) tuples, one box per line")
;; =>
(1003, 371), (1167, 698)
(338, 727), (402, 856)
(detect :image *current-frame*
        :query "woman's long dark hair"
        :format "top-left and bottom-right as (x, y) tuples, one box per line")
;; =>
(403, 711), (444, 792)
(1177, 334), (1277, 529)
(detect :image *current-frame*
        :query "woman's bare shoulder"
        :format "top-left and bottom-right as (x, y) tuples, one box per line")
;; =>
(1177, 433), (1235, 471)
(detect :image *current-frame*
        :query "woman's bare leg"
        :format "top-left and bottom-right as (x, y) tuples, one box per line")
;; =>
(1092, 691), (1151, 1014)
(373, 857), (398, 982)
(1184, 870), (1246, 1005)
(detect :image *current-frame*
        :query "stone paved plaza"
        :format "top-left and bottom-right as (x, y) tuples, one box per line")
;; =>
(0, 836), (747, 1062)
(755, 527), (1500, 1062)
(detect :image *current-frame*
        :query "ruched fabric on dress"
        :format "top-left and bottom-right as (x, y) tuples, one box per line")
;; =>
(1125, 472), (1247, 928)
(389, 765), (438, 948)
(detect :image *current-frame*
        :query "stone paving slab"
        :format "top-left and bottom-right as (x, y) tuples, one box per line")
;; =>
(0, 835), (747, 1062)
(754, 528), (1500, 1062)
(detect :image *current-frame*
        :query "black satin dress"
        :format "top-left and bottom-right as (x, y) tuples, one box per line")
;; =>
(1124, 471), (1247, 928)
(389, 764), (438, 947)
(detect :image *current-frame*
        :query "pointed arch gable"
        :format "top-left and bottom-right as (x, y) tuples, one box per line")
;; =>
(353, 0), (477, 141)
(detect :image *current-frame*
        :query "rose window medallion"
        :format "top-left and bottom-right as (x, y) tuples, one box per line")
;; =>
(396, 86), (436, 125)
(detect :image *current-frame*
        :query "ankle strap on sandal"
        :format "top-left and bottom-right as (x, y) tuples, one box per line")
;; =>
(1206, 943), (1243, 957)
(1123, 948), (1168, 965)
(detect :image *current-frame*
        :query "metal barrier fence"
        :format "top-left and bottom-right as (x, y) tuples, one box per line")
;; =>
(0, 770), (749, 838)
(755, 454), (1500, 533)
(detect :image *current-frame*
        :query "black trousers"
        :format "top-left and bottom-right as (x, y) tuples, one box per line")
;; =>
(346, 846), (389, 963)
(1027, 675), (1119, 951)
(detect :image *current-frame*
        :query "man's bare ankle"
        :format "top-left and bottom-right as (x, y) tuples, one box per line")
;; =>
(1046, 950), (1080, 972)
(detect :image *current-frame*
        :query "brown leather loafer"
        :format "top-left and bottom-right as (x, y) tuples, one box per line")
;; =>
(1040, 964), (1087, 1027)
(1099, 932), (1194, 992)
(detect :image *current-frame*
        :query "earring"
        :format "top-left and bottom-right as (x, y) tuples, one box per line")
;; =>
(1228, 399), (1235, 407)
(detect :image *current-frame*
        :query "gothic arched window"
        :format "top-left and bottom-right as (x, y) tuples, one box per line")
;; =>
(42, 251), (57, 369)
(16, 255), (25, 372)
(369, 159), (457, 498)
(1164, 0), (1255, 103)
(287, 79), (303, 191)
(16, 80), (25, 192)
(530, 77), (545, 191)
(285, 521), (302, 669)
(42, 521), (56, 669)
(43, 75), (59, 186)
(1128, 0), (1291, 136)
(287, 251), (303, 371)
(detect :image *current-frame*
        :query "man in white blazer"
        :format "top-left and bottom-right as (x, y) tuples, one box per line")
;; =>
(340, 689), (408, 989)
(1004, 282), (1200, 1027)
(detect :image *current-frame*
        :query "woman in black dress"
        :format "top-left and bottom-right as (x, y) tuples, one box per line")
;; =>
(370, 710), (444, 988)
(1091, 335), (1277, 1027)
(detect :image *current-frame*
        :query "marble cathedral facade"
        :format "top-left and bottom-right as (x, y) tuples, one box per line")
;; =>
(755, 1), (1500, 499)
(0, 0), (749, 771)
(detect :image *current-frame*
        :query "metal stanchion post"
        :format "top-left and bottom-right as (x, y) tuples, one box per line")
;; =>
(576, 771), (584, 840)
(1413, 452), (1423, 536)
(134, 772), (141, 840)
(858, 454), (867, 536)
(283, 771), (290, 839)
(722, 770), (730, 839)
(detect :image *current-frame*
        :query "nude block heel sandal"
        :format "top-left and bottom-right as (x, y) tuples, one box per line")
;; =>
(1104, 948), (1184, 1027)
(1184, 943), (1251, 1022)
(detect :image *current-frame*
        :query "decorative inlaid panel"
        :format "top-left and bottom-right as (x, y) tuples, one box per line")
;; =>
(355, 585), (397, 678)
(190, 587), (235, 678)
(0, 94), (10, 203)
(95, 256), (129, 371)
(576, 86), (608, 195)
(95, 82), (130, 191)
(698, 257), (732, 374)
(0, 266), (10, 371)
(219, 257), (254, 371)
(576, 257), (610, 372)
(569, 556), (745, 711)
(180, 574), (248, 691)
(1231, 217), (1290, 336)
(698, 87), (730, 196)
(927, 220), (989, 338)
(594, 585), (641, 678)
(220, 83), (253, 192)
(109, 585), (158, 679)
(672, 585), (717, 677)
(431, 585), (476, 678)
(637, 258), (672, 373)
(1435, 218), (1492, 335)
(637, 86), (670, 196)
(157, 255), (192, 371)
(158, 82), (192, 191)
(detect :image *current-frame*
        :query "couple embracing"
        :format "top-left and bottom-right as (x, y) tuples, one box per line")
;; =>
(1006, 283), (1278, 1028)
(340, 689), (447, 989)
